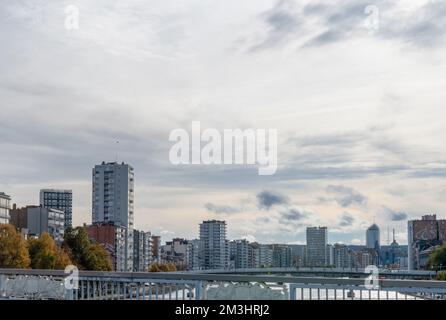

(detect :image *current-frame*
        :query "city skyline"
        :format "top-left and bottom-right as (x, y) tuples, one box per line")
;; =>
(1, 0), (446, 245)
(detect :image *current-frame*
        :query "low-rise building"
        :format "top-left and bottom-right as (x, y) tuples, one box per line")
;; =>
(10, 205), (64, 243)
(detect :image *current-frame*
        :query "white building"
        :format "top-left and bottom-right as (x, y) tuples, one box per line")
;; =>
(40, 189), (73, 229)
(92, 162), (134, 271)
(366, 224), (380, 250)
(0, 192), (11, 224)
(199, 220), (229, 270)
(306, 226), (328, 267)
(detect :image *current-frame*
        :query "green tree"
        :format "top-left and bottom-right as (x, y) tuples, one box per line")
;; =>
(436, 271), (446, 281)
(28, 232), (72, 270)
(428, 243), (446, 270)
(0, 224), (30, 268)
(63, 226), (112, 271)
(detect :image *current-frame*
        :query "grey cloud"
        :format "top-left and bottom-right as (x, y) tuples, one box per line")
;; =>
(279, 208), (306, 221)
(384, 207), (408, 221)
(249, 0), (301, 51)
(339, 212), (355, 227)
(326, 185), (367, 207)
(302, 0), (446, 48)
(204, 202), (242, 215)
(257, 190), (289, 210)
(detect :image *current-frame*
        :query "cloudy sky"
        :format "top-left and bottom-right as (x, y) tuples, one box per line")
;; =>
(1, 0), (446, 245)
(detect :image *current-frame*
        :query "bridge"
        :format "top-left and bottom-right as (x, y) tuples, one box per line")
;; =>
(187, 267), (437, 280)
(1, 268), (445, 300)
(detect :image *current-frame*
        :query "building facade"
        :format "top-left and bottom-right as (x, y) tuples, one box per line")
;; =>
(306, 226), (328, 267)
(92, 162), (134, 271)
(10, 206), (65, 243)
(0, 192), (11, 224)
(40, 189), (73, 229)
(187, 239), (201, 271)
(161, 238), (189, 270)
(229, 239), (251, 269)
(199, 220), (229, 270)
(86, 223), (127, 271)
(408, 214), (446, 270)
(366, 224), (380, 250)
(272, 245), (292, 267)
(133, 230), (152, 272)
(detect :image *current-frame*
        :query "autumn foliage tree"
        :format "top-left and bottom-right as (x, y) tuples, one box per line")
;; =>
(28, 232), (72, 270)
(149, 263), (177, 272)
(0, 224), (30, 268)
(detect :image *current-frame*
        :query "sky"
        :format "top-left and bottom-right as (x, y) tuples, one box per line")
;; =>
(1, 0), (446, 245)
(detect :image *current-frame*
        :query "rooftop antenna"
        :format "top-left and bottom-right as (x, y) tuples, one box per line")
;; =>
(115, 140), (119, 162)
(393, 228), (395, 243)
(387, 227), (390, 245)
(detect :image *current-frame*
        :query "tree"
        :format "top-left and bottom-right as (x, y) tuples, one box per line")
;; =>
(149, 263), (177, 272)
(428, 243), (446, 270)
(437, 271), (446, 281)
(28, 232), (72, 270)
(0, 224), (30, 268)
(63, 226), (112, 271)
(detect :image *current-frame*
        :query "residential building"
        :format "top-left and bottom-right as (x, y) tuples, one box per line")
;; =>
(10, 205), (64, 243)
(86, 223), (127, 272)
(0, 192), (11, 224)
(133, 230), (152, 272)
(162, 238), (189, 270)
(408, 214), (446, 270)
(199, 220), (229, 270)
(92, 161), (134, 271)
(40, 189), (72, 229)
(272, 245), (292, 267)
(187, 239), (201, 271)
(306, 226), (328, 267)
(333, 243), (351, 268)
(230, 239), (250, 269)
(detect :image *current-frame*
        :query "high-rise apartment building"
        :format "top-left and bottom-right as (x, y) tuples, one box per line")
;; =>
(199, 220), (229, 270)
(0, 192), (11, 224)
(40, 189), (72, 229)
(306, 226), (328, 267)
(92, 162), (134, 271)
(408, 214), (446, 270)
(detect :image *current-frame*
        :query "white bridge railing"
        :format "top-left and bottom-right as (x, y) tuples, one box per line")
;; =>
(1, 268), (445, 300)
